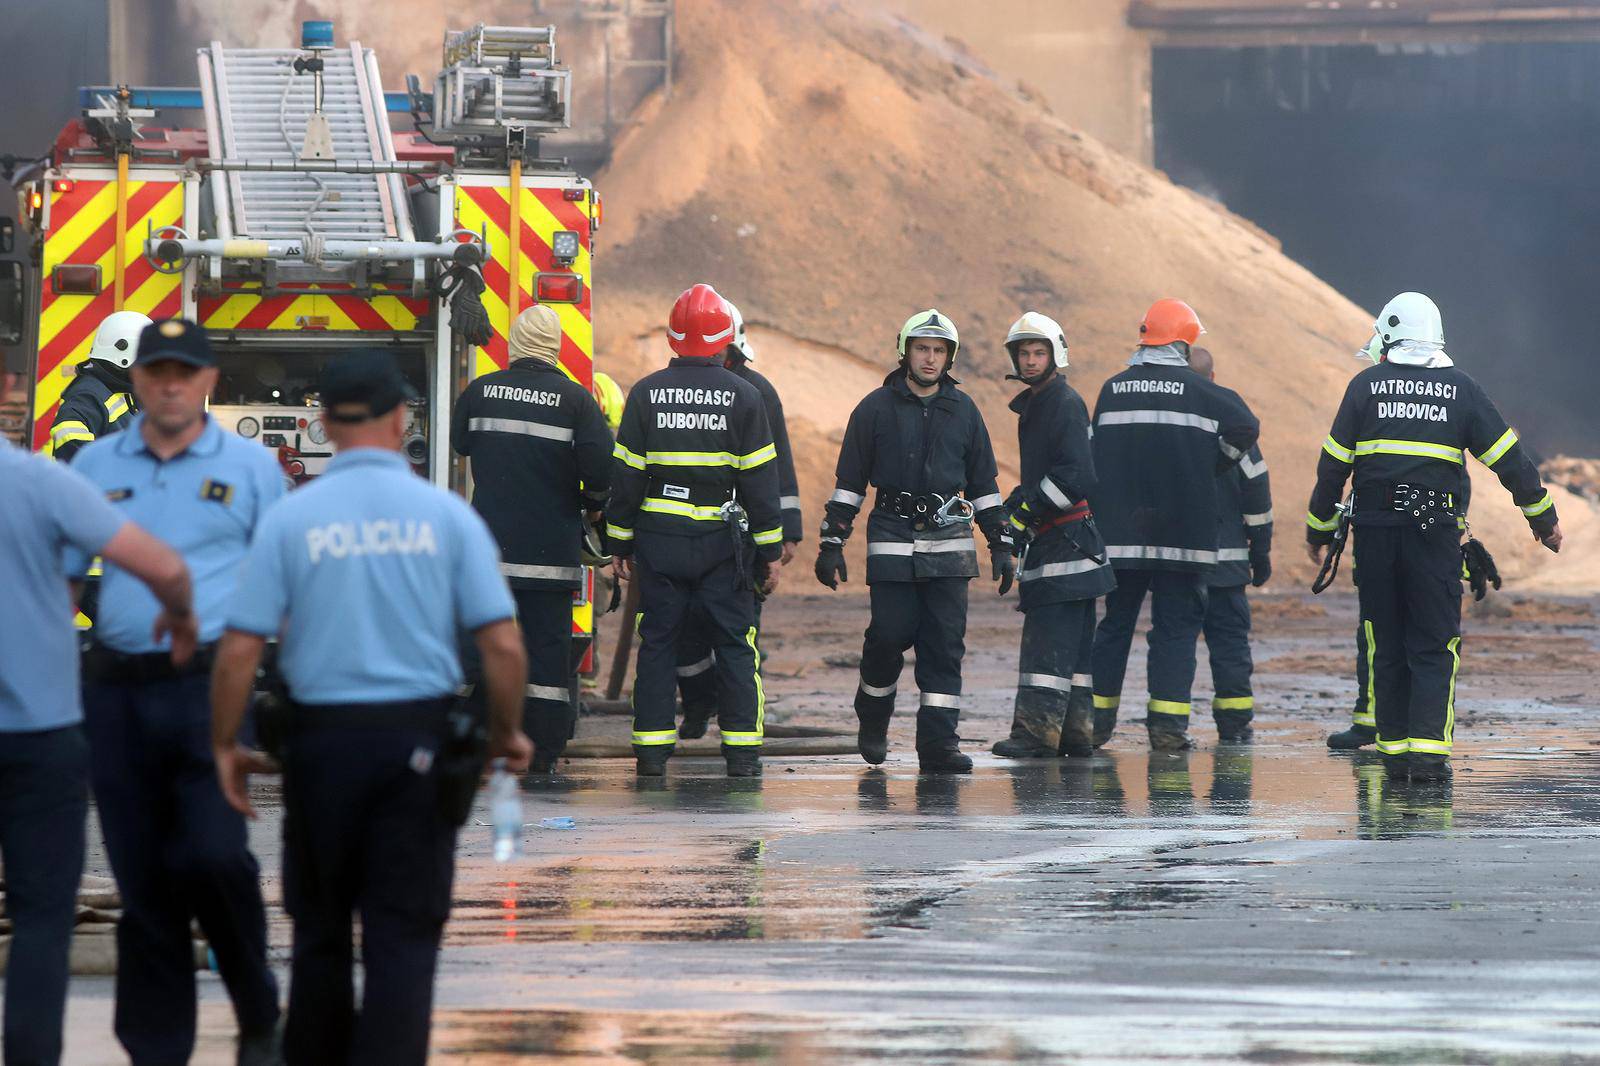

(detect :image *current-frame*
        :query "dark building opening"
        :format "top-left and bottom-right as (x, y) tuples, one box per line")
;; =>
(1154, 41), (1600, 458)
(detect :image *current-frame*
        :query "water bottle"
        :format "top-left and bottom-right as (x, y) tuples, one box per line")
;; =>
(489, 759), (522, 862)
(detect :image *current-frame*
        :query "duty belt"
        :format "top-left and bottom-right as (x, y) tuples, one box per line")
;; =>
(646, 477), (736, 509)
(1382, 483), (1458, 533)
(874, 489), (973, 532)
(82, 642), (218, 684)
(1034, 502), (1092, 532)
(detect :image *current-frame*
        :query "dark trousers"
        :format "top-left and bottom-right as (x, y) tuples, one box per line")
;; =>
(1202, 583), (1254, 721)
(1015, 598), (1095, 731)
(854, 578), (969, 749)
(1090, 568), (1208, 733)
(461, 587), (575, 758)
(1351, 620), (1376, 728)
(1352, 524), (1463, 758)
(0, 726), (88, 1066)
(82, 675), (279, 1065)
(282, 714), (457, 1066)
(631, 532), (762, 751)
(676, 598), (766, 723)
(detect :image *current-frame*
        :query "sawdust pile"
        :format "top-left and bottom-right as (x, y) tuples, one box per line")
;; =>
(587, 0), (1598, 591)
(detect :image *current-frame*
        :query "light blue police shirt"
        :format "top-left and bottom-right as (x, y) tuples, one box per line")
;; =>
(0, 439), (127, 731)
(66, 414), (286, 653)
(227, 448), (515, 704)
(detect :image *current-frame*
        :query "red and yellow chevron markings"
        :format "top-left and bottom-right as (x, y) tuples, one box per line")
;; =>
(198, 283), (429, 332)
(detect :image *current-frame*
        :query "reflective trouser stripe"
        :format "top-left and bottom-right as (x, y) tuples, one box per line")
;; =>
(1213, 696), (1253, 711)
(677, 653), (715, 678)
(721, 626), (765, 746)
(1148, 700), (1190, 716)
(1093, 695), (1120, 710)
(1071, 674), (1092, 688)
(526, 684), (568, 702)
(1409, 738), (1452, 755)
(920, 692), (961, 709)
(632, 729), (678, 746)
(1353, 619), (1377, 728)
(1019, 672), (1073, 692)
(858, 679), (896, 698)
(1376, 737), (1410, 755)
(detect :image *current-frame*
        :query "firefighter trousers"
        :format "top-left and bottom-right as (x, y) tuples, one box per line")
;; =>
(1014, 599), (1096, 749)
(1202, 584), (1254, 725)
(461, 587), (576, 760)
(631, 531), (763, 752)
(676, 597), (766, 725)
(1352, 523), (1463, 758)
(1090, 568), (1208, 735)
(854, 577), (969, 749)
(1351, 619), (1376, 729)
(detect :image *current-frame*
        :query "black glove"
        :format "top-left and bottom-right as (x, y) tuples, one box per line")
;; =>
(1462, 537), (1501, 602)
(992, 549), (1016, 596)
(815, 544), (847, 590)
(1249, 551), (1271, 588)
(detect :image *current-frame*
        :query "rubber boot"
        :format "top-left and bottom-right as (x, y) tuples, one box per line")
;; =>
(1058, 689), (1094, 758)
(992, 692), (1061, 759)
(857, 712), (890, 766)
(1382, 752), (1409, 781)
(917, 739), (973, 775)
(634, 746), (671, 777)
(1327, 723), (1377, 750)
(678, 704), (714, 741)
(1408, 754), (1451, 783)
(1092, 706), (1118, 748)
(1213, 708), (1254, 744)
(1146, 715), (1194, 753)
(724, 747), (762, 778)
(529, 749), (560, 775)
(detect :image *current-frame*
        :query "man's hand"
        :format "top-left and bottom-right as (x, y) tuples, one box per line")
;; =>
(489, 728), (534, 773)
(155, 608), (199, 667)
(1250, 552), (1272, 588)
(815, 545), (847, 590)
(1306, 542), (1326, 566)
(780, 541), (797, 567)
(992, 550), (1016, 596)
(760, 562), (781, 597)
(614, 555), (634, 582)
(1538, 523), (1563, 553)
(213, 743), (280, 819)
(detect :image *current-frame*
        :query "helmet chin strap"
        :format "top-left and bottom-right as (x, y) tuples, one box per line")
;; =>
(903, 354), (950, 388)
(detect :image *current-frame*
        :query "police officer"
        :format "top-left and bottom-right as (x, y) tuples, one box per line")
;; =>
(211, 349), (533, 1065)
(1089, 300), (1260, 752)
(1189, 346), (1272, 743)
(65, 319), (285, 1064)
(0, 342), (196, 1066)
(991, 312), (1115, 759)
(452, 304), (613, 774)
(47, 310), (149, 460)
(1308, 292), (1561, 782)
(606, 284), (784, 778)
(816, 309), (1013, 774)
(675, 301), (803, 740)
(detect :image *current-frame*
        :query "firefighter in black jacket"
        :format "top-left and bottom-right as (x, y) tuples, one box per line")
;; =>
(676, 302), (802, 740)
(607, 284), (784, 778)
(815, 309), (1013, 774)
(1089, 299), (1260, 752)
(452, 304), (614, 773)
(1189, 347), (1272, 743)
(1307, 291), (1561, 782)
(992, 313), (1116, 760)
(48, 310), (148, 460)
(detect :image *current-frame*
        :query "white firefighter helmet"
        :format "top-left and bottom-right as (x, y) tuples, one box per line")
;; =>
(1363, 291), (1443, 362)
(1005, 312), (1069, 371)
(87, 310), (153, 370)
(726, 301), (756, 363)
(897, 308), (960, 363)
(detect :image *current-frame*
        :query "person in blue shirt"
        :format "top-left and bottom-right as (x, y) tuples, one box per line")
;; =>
(210, 349), (532, 1066)
(0, 343), (196, 1066)
(67, 319), (285, 1066)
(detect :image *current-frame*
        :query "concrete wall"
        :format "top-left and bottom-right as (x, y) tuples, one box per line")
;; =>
(881, 0), (1153, 162)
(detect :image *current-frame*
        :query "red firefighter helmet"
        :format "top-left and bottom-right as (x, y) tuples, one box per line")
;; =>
(1138, 298), (1205, 347)
(667, 284), (735, 358)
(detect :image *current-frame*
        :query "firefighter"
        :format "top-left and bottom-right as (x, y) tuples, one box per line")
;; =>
(452, 304), (613, 774)
(593, 371), (625, 433)
(47, 309), (149, 461)
(991, 312), (1115, 759)
(606, 284), (784, 778)
(1188, 346), (1272, 743)
(1308, 291), (1561, 782)
(676, 301), (802, 740)
(815, 309), (1013, 774)
(1089, 299), (1260, 752)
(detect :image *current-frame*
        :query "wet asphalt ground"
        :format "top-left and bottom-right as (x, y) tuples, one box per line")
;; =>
(52, 591), (1600, 1063)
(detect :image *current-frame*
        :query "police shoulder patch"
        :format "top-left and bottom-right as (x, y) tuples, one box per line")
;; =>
(200, 479), (234, 506)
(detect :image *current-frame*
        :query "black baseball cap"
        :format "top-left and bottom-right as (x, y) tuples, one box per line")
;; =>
(317, 349), (418, 423)
(134, 318), (216, 367)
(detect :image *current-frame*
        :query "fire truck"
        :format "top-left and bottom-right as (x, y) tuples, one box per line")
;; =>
(8, 21), (604, 671)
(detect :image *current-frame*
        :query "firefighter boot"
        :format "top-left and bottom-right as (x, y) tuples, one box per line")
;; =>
(858, 712), (891, 766)
(678, 707), (712, 741)
(1327, 724), (1377, 750)
(1092, 707), (1118, 748)
(1058, 689), (1095, 758)
(1213, 708), (1254, 744)
(1382, 753), (1410, 781)
(918, 739), (974, 775)
(724, 747), (762, 778)
(1146, 717), (1194, 753)
(1409, 754), (1452, 783)
(634, 746), (672, 778)
(529, 749), (560, 775)
(992, 691), (1061, 759)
